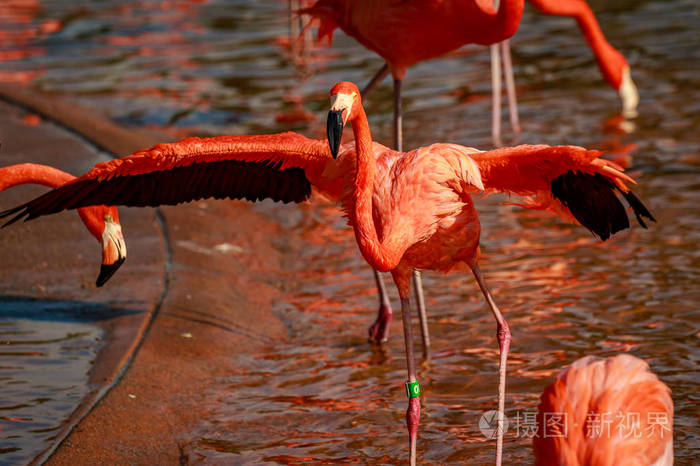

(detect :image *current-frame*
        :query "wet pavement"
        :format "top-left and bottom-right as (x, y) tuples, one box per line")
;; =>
(0, 91), (289, 463)
(0, 95), (165, 463)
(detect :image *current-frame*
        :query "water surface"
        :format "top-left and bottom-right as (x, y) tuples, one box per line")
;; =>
(0, 0), (698, 463)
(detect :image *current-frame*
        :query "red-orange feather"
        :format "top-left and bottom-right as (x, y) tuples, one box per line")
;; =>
(534, 355), (673, 466)
(83, 132), (331, 182)
(471, 144), (652, 239)
(302, 0), (523, 79)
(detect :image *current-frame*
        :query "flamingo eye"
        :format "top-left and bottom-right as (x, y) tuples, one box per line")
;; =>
(104, 214), (113, 222)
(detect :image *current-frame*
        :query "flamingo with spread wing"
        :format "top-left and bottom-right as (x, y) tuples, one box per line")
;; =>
(0, 82), (654, 465)
(301, 0), (639, 353)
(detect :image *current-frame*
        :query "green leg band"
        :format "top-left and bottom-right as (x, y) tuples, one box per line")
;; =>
(405, 380), (420, 398)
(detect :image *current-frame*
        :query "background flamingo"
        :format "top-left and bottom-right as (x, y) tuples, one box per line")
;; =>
(302, 0), (523, 148)
(534, 354), (673, 465)
(527, 0), (639, 118)
(302, 0), (637, 144)
(0, 82), (654, 465)
(0, 163), (126, 286)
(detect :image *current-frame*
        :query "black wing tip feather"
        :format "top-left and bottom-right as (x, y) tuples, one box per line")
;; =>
(551, 171), (656, 241)
(0, 158), (312, 229)
(0, 204), (30, 228)
(619, 189), (656, 229)
(0, 181), (81, 227)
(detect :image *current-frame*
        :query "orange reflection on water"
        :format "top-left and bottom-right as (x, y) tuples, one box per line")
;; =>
(268, 394), (382, 413)
(0, 0), (58, 83)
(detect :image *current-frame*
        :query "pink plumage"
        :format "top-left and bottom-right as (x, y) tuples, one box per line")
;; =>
(534, 354), (674, 466)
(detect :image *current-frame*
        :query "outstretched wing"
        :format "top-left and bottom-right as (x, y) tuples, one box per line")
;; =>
(471, 144), (655, 240)
(1, 132), (332, 225)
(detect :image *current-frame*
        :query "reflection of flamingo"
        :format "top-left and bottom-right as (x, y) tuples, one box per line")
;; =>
(534, 354), (673, 465)
(0, 163), (126, 286)
(0, 82), (654, 465)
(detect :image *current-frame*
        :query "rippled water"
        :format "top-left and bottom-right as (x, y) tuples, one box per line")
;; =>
(0, 300), (103, 464)
(1, 0), (698, 464)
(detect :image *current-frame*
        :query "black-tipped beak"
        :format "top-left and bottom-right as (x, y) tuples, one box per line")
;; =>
(96, 256), (125, 287)
(327, 110), (343, 159)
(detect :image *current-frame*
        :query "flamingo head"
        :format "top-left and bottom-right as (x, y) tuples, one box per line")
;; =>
(327, 81), (361, 158)
(78, 205), (127, 287)
(618, 66), (639, 118)
(597, 47), (639, 118)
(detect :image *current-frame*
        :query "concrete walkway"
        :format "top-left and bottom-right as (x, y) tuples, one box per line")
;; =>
(0, 85), (289, 464)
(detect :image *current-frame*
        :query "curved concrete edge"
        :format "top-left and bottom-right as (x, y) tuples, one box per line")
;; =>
(0, 85), (170, 464)
(0, 82), (158, 158)
(0, 83), (291, 464)
(28, 209), (173, 466)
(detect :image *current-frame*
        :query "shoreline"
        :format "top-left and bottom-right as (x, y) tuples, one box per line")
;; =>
(0, 83), (290, 464)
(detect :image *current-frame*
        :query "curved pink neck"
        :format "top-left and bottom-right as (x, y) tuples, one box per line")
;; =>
(527, 0), (626, 88)
(349, 105), (403, 272)
(0, 163), (104, 241)
(0, 163), (73, 191)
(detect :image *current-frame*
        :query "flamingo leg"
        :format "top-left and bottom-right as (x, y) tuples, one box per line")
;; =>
(490, 43), (503, 147)
(361, 63), (389, 97)
(368, 269), (393, 343)
(500, 39), (520, 139)
(393, 78), (403, 152)
(393, 270), (420, 466)
(471, 264), (510, 466)
(413, 270), (430, 359)
(299, 0), (312, 58)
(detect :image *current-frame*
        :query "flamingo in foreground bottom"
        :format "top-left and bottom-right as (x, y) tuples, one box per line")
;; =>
(0, 163), (126, 286)
(0, 82), (654, 465)
(535, 354), (673, 465)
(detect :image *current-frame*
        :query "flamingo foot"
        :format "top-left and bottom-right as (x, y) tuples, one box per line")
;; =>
(406, 395), (420, 465)
(368, 303), (393, 344)
(495, 319), (511, 466)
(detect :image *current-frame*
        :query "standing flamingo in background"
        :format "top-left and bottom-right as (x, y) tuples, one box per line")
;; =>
(534, 354), (673, 465)
(0, 163), (126, 286)
(301, 0), (638, 145)
(302, 0), (524, 149)
(0, 82), (654, 465)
